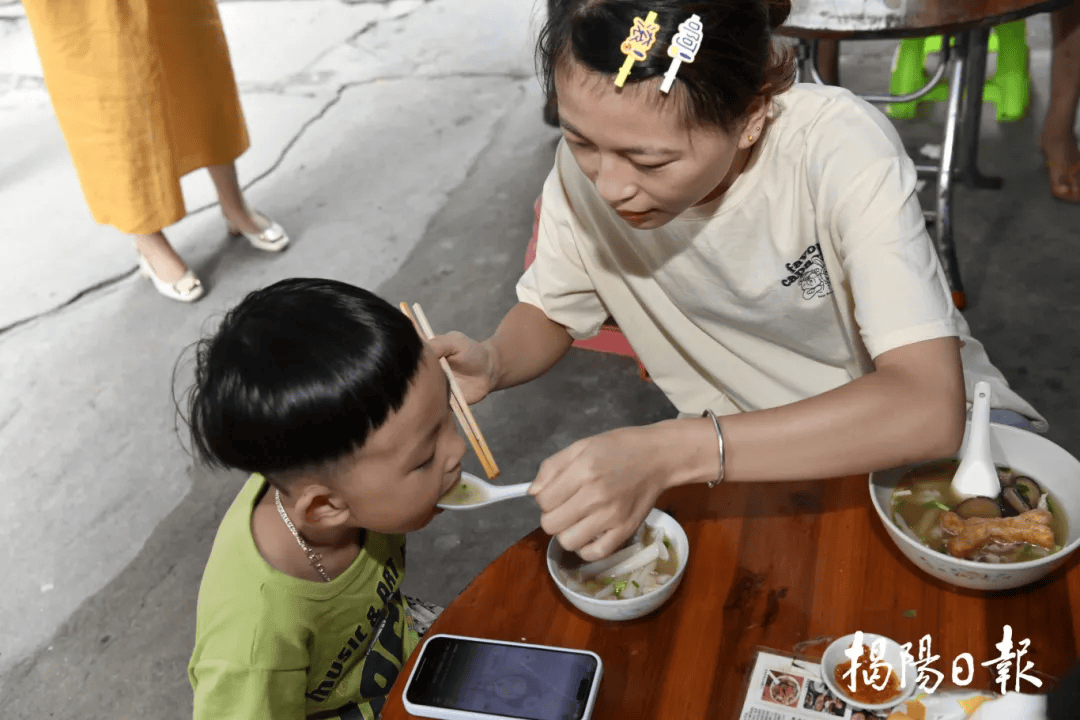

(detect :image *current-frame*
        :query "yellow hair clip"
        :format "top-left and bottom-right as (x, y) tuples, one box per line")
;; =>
(615, 11), (660, 88)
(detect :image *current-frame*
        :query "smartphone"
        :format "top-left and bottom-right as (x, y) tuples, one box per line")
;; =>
(402, 634), (603, 720)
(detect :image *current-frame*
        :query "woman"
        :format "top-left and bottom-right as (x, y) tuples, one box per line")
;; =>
(22, 0), (288, 303)
(433, 0), (1043, 562)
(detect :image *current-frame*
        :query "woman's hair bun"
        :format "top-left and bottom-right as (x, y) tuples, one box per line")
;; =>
(765, 0), (792, 29)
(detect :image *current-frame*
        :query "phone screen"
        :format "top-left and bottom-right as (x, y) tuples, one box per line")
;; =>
(405, 636), (599, 720)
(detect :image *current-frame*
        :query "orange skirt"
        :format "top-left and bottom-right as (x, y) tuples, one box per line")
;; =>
(23, 0), (250, 234)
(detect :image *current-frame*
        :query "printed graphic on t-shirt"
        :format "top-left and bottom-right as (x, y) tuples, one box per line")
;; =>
(780, 243), (833, 300)
(305, 550), (410, 720)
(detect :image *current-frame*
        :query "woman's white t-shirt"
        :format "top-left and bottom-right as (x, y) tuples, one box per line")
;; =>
(517, 83), (1045, 429)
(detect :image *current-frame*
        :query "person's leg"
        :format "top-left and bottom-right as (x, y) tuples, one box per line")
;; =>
(1041, 0), (1080, 202)
(207, 162), (263, 234)
(208, 162), (290, 251)
(816, 39), (840, 85)
(134, 231), (190, 283)
(133, 230), (203, 301)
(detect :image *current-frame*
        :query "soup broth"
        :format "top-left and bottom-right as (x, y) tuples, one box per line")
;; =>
(556, 525), (679, 600)
(439, 480), (486, 506)
(890, 459), (1067, 563)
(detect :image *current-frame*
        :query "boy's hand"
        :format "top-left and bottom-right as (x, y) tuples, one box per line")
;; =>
(427, 331), (497, 404)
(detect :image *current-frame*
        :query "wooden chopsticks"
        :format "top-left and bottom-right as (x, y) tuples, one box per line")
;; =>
(399, 302), (500, 479)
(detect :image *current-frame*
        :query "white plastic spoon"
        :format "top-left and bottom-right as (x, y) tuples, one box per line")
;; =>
(437, 472), (531, 510)
(950, 380), (1001, 500)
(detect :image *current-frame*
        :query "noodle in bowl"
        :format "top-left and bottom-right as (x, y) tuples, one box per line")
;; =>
(546, 508), (690, 621)
(870, 420), (1080, 590)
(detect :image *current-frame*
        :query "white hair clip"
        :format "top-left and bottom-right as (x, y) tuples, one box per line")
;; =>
(660, 14), (703, 94)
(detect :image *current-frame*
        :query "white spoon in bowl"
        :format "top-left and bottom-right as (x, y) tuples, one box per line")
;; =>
(437, 472), (531, 510)
(950, 381), (1001, 500)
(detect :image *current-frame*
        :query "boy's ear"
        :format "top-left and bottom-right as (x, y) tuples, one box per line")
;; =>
(295, 485), (352, 529)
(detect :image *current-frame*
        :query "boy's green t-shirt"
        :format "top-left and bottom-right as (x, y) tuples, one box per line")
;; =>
(189, 474), (420, 720)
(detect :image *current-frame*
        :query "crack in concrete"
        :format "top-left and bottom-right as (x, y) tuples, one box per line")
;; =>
(346, 19), (378, 43)
(218, 3), (425, 96)
(0, 268), (137, 339)
(122, 562), (178, 632)
(191, 70), (529, 208)
(0, 70), (528, 339)
(340, 0), (437, 6)
(393, 82), (526, 276)
(215, 0), (431, 3)
(458, 83), (526, 186)
(0, 401), (20, 435)
(0, 74), (45, 97)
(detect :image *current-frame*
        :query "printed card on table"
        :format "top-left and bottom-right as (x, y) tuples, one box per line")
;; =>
(739, 648), (893, 720)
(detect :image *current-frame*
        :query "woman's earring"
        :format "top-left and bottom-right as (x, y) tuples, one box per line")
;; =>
(747, 135), (755, 142)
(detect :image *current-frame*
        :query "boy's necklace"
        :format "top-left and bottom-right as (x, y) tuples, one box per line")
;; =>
(274, 489), (332, 582)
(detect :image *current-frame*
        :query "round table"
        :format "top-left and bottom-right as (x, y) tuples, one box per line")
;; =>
(382, 475), (1080, 719)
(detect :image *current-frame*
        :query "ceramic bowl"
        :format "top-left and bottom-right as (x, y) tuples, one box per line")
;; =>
(870, 420), (1080, 591)
(821, 633), (919, 711)
(546, 508), (689, 622)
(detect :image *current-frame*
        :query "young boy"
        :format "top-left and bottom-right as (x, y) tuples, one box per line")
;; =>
(185, 278), (465, 720)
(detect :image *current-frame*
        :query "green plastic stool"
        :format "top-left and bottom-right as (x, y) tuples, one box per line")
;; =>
(887, 20), (1029, 122)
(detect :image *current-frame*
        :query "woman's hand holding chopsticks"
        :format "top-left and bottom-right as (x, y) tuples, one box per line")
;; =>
(425, 332), (499, 405)
(429, 303), (576, 404)
(400, 303), (500, 479)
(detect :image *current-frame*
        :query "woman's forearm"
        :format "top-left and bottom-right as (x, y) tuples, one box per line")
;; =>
(659, 337), (967, 487)
(484, 302), (575, 391)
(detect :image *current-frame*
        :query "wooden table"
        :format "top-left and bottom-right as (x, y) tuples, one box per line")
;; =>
(382, 475), (1080, 719)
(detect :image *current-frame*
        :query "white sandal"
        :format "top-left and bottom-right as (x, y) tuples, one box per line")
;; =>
(136, 252), (205, 303)
(225, 209), (290, 252)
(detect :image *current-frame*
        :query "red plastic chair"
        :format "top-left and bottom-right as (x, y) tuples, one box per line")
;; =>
(525, 196), (650, 381)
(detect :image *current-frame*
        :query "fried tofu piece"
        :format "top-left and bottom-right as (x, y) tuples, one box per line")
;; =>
(939, 509), (1055, 559)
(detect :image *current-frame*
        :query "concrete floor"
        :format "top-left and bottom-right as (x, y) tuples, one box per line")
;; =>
(1, 1), (1079, 716)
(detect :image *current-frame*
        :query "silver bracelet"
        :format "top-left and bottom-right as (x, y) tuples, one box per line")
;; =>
(701, 409), (725, 488)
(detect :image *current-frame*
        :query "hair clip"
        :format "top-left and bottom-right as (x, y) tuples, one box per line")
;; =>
(660, 14), (703, 94)
(615, 10), (660, 88)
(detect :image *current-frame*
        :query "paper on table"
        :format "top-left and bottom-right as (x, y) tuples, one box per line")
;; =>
(737, 650), (1047, 720)
(739, 649), (853, 720)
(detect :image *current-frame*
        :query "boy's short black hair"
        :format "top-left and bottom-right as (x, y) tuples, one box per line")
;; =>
(186, 278), (424, 481)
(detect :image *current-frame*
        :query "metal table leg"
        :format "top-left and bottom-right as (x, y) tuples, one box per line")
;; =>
(959, 26), (1004, 190)
(936, 31), (969, 309)
(797, 32), (972, 308)
(795, 39), (811, 84)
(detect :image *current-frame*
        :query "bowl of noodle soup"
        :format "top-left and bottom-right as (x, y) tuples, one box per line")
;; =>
(546, 508), (689, 621)
(870, 420), (1080, 591)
